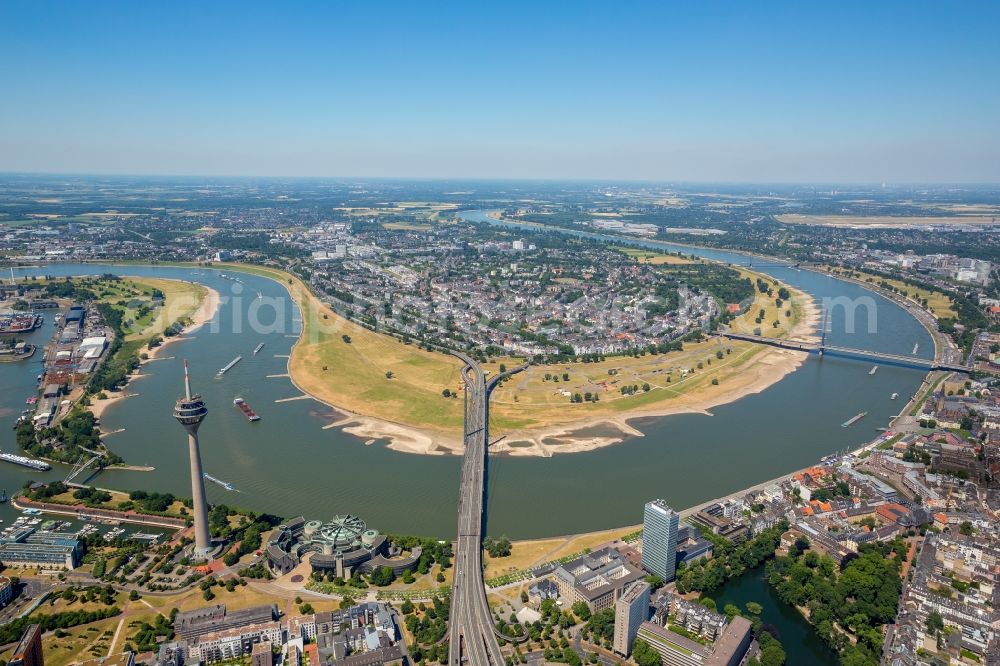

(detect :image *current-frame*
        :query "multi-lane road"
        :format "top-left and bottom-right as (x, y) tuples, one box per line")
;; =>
(448, 352), (520, 666)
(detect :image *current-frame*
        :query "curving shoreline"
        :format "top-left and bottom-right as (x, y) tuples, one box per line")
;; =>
(366, 285), (822, 457)
(256, 258), (822, 457)
(89, 282), (221, 422)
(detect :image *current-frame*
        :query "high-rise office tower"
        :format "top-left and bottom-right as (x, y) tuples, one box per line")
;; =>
(641, 499), (679, 582)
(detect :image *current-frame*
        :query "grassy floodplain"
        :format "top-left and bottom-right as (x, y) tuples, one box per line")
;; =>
(819, 265), (958, 319)
(212, 262), (469, 433)
(215, 254), (816, 452)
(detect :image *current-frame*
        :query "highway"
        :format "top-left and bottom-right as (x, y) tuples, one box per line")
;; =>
(448, 352), (522, 666)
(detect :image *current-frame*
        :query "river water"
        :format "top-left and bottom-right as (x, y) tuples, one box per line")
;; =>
(0, 218), (932, 540)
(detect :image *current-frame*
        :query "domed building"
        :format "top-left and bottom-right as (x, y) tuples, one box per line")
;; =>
(266, 514), (421, 578)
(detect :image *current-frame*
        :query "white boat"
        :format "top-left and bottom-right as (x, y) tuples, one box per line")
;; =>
(869, 366), (878, 375)
(891, 393), (899, 400)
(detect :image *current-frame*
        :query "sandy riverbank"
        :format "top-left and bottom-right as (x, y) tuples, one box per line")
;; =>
(324, 286), (822, 457)
(89, 284), (220, 422)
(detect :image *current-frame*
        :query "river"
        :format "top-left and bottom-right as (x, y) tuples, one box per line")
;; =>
(0, 220), (932, 540)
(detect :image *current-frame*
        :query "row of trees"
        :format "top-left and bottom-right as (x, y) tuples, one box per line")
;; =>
(0, 606), (121, 644)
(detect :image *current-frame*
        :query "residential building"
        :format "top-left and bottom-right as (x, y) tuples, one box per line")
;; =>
(642, 499), (680, 581)
(637, 598), (752, 666)
(250, 641), (272, 666)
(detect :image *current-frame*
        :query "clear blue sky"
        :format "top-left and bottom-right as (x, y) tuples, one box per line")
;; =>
(1, 1), (998, 182)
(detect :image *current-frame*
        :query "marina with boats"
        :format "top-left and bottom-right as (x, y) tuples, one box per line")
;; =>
(1, 512), (165, 545)
(0, 312), (43, 335)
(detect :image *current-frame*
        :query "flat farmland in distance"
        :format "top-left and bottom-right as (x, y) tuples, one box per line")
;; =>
(777, 214), (999, 228)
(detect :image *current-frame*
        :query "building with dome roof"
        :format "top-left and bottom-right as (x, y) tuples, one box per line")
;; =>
(266, 514), (421, 578)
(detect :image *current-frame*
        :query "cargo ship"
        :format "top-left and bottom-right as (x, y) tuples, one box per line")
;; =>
(0, 313), (43, 335)
(233, 397), (260, 421)
(218, 355), (242, 376)
(841, 411), (868, 428)
(0, 452), (51, 471)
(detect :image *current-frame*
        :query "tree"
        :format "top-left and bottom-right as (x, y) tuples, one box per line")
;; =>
(759, 643), (786, 666)
(925, 610), (944, 635)
(370, 567), (395, 587)
(571, 601), (591, 622)
(342, 334), (352, 343)
(631, 639), (661, 666)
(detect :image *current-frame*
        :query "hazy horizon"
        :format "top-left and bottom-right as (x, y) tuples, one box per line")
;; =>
(2, 1), (999, 182)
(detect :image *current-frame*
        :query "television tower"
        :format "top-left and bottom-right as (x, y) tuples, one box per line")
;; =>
(173, 360), (213, 558)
